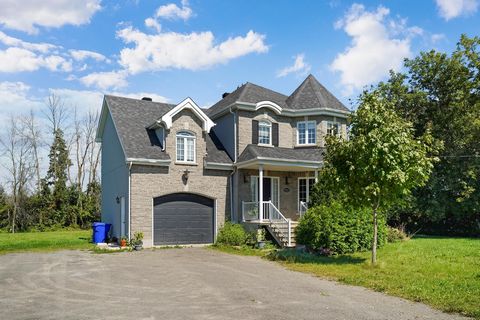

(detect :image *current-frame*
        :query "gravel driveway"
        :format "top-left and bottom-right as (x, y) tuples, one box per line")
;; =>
(0, 248), (468, 320)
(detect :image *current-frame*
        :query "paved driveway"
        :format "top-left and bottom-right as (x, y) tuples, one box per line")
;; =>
(0, 248), (467, 320)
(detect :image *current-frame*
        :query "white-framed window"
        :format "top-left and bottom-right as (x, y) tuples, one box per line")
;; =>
(298, 177), (316, 210)
(258, 120), (272, 145)
(297, 120), (316, 145)
(327, 122), (340, 137)
(176, 131), (196, 163)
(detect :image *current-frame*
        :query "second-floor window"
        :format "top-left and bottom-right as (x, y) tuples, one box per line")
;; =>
(258, 121), (272, 145)
(297, 121), (316, 145)
(176, 131), (195, 163)
(327, 122), (340, 137)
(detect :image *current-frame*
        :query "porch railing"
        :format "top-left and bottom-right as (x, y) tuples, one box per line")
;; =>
(241, 201), (271, 221)
(299, 201), (308, 217)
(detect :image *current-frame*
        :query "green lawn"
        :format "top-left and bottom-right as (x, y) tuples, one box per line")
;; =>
(0, 230), (93, 255)
(214, 237), (480, 319)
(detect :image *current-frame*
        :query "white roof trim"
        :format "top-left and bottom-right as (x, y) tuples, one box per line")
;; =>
(126, 158), (171, 166)
(236, 157), (323, 169)
(255, 100), (282, 114)
(160, 97), (215, 133)
(204, 162), (234, 170)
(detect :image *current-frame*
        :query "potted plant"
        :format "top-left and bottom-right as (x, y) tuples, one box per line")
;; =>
(256, 228), (266, 249)
(131, 232), (144, 251)
(120, 236), (128, 248)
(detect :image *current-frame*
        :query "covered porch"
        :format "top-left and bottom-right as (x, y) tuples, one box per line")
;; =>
(235, 145), (323, 224)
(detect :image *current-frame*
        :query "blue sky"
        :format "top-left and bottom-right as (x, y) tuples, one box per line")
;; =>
(0, 0), (478, 117)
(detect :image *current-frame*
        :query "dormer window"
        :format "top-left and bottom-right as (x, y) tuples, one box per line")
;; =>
(176, 131), (196, 163)
(297, 121), (316, 145)
(258, 121), (272, 145)
(327, 122), (340, 137)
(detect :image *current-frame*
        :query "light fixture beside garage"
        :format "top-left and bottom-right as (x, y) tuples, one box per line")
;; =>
(182, 169), (190, 184)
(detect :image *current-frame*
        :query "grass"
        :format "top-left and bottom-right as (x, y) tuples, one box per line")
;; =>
(0, 230), (93, 255)
(213, 237), (480, 319)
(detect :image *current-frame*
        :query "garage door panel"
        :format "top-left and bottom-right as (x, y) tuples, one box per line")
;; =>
(153, 193), (214, 245)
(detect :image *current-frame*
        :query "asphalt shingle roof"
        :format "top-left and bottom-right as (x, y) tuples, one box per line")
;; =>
(237, 144), (324, 163)
(105, 95), (232, 164)
(285, 74), (349, 112)
(207, 74), (349, 117)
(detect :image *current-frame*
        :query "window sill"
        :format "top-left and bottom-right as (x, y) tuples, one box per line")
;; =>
(175, 161), (198, 166)
(258, 143), (274, 148)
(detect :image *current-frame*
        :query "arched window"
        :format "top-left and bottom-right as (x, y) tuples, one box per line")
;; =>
(176, 131), (196, 163)
(258, 120), (272, 145)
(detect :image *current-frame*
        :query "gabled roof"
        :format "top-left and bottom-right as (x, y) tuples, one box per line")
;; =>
(101, 95), (174, 161)
(207, 74), (349, 118)
(207, 82), (288, 116)
(98, 95), (232, 165)
(285, 74), (348, 112)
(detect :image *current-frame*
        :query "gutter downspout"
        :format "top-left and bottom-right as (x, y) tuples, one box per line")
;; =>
(229, 107), (238, 221)
(128, 161), (133, 241)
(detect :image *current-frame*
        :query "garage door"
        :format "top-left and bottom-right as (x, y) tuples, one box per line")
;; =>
(153, 193), (214, 245)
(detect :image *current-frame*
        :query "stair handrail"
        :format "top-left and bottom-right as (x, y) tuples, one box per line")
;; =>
(266, 201), (292, 247)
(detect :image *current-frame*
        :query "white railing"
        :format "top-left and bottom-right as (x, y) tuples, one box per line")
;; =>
(265, 201), (292, 247)
(299, 201), (308, 217)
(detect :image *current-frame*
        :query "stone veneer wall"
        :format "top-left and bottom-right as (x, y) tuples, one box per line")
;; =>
(236, 109), (348, 156)
(130, 109), (231, 247)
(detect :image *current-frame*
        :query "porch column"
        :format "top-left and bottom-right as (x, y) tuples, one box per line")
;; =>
(259, 164), (264, 222)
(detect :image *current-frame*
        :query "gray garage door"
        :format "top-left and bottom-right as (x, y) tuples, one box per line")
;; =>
(153, 193), (214, 245)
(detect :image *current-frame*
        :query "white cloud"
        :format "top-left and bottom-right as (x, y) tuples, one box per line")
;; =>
(145, 17), (162, 33)
(435, 0), (478, 20)
(0, 81), (43, 113)
(155, 0), (193, 21)
(80, 70), (129, 90)
(331, 4), (418, 95)
(0, 31), (57, 53)
(0, 0), (102, 34)
(69, 49), (108, 62)
(276, 54), (311, 78)
(0, 47), (72, 73)
(117, 27), (268, 74)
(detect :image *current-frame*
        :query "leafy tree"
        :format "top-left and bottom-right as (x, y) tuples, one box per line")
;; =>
(377, 35), (480, 235)
(323, 91), (437, 264)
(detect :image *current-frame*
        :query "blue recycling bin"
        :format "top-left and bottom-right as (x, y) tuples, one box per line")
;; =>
(92, 222), (111, 243)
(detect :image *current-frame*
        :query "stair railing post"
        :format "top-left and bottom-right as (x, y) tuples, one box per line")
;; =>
(288, 219), (291, 247)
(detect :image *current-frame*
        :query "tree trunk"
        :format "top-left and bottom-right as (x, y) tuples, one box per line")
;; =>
(371, 205), (378, 265)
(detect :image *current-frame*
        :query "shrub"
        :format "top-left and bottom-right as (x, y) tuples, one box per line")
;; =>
(386, 226), (408, 242)
(216, 222), (252, 246)
(296, 201), (387, 255)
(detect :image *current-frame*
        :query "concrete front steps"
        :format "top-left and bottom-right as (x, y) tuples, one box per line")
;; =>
(267, 220), (299, 248)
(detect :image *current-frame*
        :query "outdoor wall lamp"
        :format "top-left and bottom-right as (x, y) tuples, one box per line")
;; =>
(243, 174), (249, 184)
(183, 169), (190, 182)
(285, 176), (289, 185)
(116, 196), (120, 204)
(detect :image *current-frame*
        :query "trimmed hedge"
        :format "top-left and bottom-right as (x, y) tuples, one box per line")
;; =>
(215, 222), (252, 246)
(296, 201), (387, 254)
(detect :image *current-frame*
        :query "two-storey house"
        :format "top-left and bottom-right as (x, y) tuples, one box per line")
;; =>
(96, 75), (349, 247)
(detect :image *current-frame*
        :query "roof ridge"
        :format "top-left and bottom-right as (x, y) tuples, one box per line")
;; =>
(105, 94), (175, 106)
